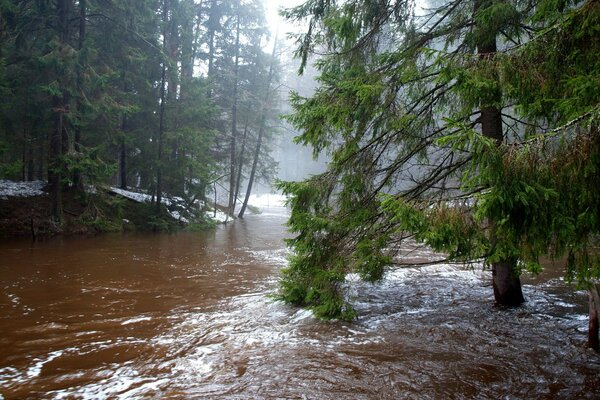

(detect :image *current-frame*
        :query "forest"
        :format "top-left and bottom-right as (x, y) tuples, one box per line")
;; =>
(0, 0), (599, 397)
(0, 0), (282, 232)
(276, 0), (600, 350)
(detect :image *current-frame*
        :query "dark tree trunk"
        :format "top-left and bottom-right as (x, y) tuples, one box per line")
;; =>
(22, 128), (26, 181)
(27, 142), (34, 181)
(238, 35), (278, 219)
(49, 0), (72, 222)
(73, 0), (86, 190)
(228, 11), (240, 216)
(475, 0), (524, 307)
(119, 137), (127, 189)
(49, 94), (64, 221)
(233, 120), (249, 207)
(206, 0), (217, 98)
(589, 283), (600, 352)
(156, 0), (169, 211)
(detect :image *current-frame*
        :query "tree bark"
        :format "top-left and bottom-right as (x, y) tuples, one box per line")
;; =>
(589, 283), (600, 352)
(475, 0), (524, 306)
(238, 34), (278, 218)
(233, 120), (249, 206)
(119, 137), (127, 189)
(156, 0), (169, 211)
(73, 0), (86, 190)
(228, 10), (240, 216)
(49, 0), (72, 222)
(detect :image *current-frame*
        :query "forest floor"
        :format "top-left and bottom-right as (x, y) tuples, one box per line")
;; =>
(0, 181), (215, 239)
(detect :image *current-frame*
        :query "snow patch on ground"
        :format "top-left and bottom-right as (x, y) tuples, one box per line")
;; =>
(247, 193), (288, 209)
(110, 187), (184, 207)
(0, 180), (45, 199)
(205, 209), (229, 223)
(110, 187), (190, 222)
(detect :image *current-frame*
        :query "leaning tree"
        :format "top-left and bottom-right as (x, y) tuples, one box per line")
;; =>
(277, 0), (600, 340)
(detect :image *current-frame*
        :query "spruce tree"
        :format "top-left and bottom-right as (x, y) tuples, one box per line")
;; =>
(278, 0), (599, 321)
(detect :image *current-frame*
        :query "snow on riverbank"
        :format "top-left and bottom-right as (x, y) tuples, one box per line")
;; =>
(110, 187), (191, 223)
(0, 181), (288, 223)
(0, 180), (45, 199)
(246, 193), (288, 209)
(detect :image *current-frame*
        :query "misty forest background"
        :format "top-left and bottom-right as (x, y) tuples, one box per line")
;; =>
(0, 0), (324, 223)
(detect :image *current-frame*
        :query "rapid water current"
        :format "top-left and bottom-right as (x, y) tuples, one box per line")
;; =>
(0, 201), (599, 399)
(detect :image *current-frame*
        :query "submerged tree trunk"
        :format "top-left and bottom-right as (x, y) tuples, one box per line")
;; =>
(476, 0), (524, 307)
(589, 283), (600, 352)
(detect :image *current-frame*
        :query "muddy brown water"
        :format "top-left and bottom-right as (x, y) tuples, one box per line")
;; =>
(1, 204), (599, 399)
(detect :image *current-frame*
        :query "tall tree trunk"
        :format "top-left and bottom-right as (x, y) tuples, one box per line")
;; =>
(73, 0), (85, 190)
(49, 0), (72, 222)
(119, 138), (127, 189)
(22, 128), (26, 181)
(238, 35), (278, 219)
(119, 78), (128, 189)
(206, 0), (217, 98)
(156, 0), (169, 211)
(475, 0), (524, 306)
(228, 10), (240, 216)
(27, 139), (34, 181)
(233, 119), (249, 205)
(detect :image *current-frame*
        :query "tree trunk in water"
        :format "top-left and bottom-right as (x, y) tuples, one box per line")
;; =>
(475, 0), (524, 306)
(238, 35), (278, 219)
(228, 11), (240, 217)
(233, 120), (248, 208)
(492, 259), (524, 306)
(589, 283), (600, 352)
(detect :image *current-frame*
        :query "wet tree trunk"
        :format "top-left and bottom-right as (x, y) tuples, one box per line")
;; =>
(589, 283), (600, 352)
(238, 35), (278, 219)
(233, 120), (249, 206)
(228, 11), (240, 216)
(475, 0), (524, 307)
(156, 0), (169, 211)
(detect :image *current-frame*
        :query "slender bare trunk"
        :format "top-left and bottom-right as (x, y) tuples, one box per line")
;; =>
(228, 10), (240, 216)
(239, 35), (278, 218)
(73, 0), (85, 190)
(156, 0), (169, 211)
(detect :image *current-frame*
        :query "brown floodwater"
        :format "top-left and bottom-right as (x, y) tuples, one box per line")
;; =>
(1, 203), (599, 399)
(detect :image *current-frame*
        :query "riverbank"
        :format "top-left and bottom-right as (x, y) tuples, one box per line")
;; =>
(0, 181), (219, 238)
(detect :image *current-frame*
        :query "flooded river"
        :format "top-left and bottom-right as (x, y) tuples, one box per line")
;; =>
(1, 201), (599, 399)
